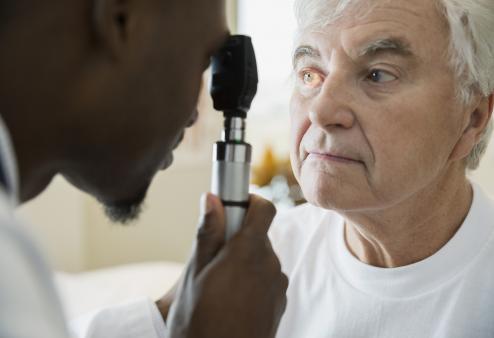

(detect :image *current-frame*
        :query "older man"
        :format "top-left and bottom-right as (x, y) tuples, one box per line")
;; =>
(270, 0), (494, 337)
(0, 0), (287, 337)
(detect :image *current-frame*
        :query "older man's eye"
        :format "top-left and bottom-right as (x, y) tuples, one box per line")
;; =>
(367, 69), (397, 83)
(300, 69), (324, 88)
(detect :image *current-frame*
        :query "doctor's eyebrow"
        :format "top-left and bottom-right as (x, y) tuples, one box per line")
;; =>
(293, 45), (321, 69)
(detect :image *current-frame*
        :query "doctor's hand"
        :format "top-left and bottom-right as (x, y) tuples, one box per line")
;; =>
(163, 193), (288, 338)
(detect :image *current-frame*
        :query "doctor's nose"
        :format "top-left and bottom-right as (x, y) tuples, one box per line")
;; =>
(308, 73), (355, 130)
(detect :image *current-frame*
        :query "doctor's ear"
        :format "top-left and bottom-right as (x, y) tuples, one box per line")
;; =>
(91, 0), (133, 59)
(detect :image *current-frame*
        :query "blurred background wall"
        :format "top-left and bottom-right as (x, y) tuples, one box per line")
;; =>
(15, 0), (494, 273)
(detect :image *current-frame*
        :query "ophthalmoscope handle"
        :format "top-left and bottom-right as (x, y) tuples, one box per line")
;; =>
(211, 138), (251, 240)
(209, 35), (258, 240)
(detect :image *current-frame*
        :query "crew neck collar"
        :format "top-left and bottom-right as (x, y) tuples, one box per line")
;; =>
(327, 183), (494, 299)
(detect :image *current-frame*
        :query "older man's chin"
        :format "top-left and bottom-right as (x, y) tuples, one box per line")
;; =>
(301, 181), (371, 212)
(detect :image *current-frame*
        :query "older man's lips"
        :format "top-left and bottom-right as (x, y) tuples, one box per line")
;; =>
(307, 152), (361, 164)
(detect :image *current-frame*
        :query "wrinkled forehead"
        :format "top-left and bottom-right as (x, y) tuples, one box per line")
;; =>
(293, 0), (450, 59)
(294, 0), (362, 31)
(294, 0), (444, 33)
(292, 0), (455, 79)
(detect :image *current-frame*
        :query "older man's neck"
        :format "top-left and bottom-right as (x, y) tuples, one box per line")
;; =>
(343, 175), (473, 268)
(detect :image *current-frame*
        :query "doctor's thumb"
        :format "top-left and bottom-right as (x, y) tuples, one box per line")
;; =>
(193, 192), (226, 275)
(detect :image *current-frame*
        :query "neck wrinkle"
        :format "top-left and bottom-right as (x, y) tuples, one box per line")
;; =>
(342, 174), (473, 268)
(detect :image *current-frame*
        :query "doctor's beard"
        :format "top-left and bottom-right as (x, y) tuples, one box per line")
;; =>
(100, 188), (147, 225)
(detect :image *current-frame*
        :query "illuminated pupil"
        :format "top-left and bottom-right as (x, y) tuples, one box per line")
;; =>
(304, 72), (314, 83)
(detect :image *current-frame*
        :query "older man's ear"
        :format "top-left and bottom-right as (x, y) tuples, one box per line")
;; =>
(448, 94), (493, 165)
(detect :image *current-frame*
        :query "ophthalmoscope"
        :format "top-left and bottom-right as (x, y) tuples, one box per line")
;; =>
(209, 35), (258, 240)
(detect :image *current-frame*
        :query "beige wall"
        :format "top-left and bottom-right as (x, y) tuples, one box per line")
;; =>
(17, 177), (88, 272)
(84, 159), (213, 269)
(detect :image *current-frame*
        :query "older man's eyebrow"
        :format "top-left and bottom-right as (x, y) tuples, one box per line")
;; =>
(293, 45), (321, 68)
(358, 37), (414, 59)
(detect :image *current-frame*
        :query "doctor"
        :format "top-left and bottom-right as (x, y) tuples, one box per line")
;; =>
(0, 0), (288, 337)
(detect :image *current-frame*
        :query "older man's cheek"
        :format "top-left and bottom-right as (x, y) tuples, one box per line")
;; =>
(289, 95), (308, 177)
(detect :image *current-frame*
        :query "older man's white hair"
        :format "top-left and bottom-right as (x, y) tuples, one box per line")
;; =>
(294, 0), (494, 170)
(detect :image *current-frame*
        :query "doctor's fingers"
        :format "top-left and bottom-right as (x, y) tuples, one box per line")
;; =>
(193, 192), (226, 276)
(238, 194), (277, 237)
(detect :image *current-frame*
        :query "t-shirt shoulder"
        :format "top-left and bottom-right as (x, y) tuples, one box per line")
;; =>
(270, 203), (327, 239)
(269, 203), (341, 273)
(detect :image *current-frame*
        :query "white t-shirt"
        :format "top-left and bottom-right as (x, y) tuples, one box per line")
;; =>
(269, 183), (494, 338)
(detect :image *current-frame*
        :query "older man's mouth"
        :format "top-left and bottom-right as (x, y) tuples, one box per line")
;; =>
(306, 151), (362, 164)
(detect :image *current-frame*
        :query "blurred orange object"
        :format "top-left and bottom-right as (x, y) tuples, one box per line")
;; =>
(251, 146), (277, 187)
(251, 146), (296, 187)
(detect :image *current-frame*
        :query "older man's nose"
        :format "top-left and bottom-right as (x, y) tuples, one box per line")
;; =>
(308, 74), (355, 130)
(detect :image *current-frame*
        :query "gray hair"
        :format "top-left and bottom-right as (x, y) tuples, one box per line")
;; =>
(294, 0), (494, 170)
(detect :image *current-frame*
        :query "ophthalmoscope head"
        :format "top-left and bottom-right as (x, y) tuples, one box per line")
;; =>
(209, 35), (258, 239)
(210, 35), (258, 119)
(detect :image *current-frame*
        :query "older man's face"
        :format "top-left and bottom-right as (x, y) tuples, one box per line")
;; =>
(291, 0), (471, 211)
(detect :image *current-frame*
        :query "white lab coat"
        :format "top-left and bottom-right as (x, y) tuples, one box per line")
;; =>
(0, 116), (167, 338)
